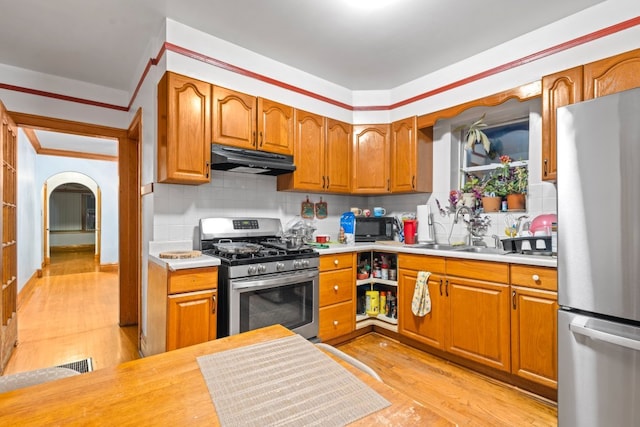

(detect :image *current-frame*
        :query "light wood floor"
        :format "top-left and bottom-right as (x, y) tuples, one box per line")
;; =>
(338, 334), (557, 426)
(3, 250), (139, 375)
(4, 252), (557, 425)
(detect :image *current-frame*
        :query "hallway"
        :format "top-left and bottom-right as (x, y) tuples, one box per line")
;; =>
(3, 251), (139, 375)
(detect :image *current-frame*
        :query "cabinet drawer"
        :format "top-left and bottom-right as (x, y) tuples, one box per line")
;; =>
(320, 253), (354, 271)
(446, 259), (508, 283)
(510, 265), (557, 291)
(398, 254), (445, 274)
(319, 269), (353, 307)
(319, 301), (354, 341)
(168, 267), (218, 294)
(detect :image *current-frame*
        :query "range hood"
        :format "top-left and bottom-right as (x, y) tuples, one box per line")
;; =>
(210, 144), (296, 176)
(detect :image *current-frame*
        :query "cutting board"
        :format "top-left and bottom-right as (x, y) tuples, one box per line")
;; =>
(158, 250), (202, 259)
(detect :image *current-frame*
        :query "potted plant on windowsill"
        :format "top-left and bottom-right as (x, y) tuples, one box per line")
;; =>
(479, 173), (503, 212)
(460, 174), (481, 208)
(499, 155), (528, 211)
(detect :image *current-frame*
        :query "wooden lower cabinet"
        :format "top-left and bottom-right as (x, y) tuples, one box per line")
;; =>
(318, 253), (355, 341)
(399, 255), (511, 372)
(319, 301), (354, 340)
(167, 289), (217, 351)
(510, 265), (558, 389)
(146, 262), (218, 355)
(398, 255), (446, 350)
(446, 276), (510, 372)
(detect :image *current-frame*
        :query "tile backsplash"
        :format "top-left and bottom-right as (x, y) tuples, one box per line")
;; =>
(152, 170), (557, 247)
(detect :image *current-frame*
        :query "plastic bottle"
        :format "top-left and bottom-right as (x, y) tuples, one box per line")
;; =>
(379, 291), (387, 316)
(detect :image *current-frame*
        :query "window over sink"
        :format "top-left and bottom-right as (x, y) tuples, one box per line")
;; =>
(459, 117), (529, 187)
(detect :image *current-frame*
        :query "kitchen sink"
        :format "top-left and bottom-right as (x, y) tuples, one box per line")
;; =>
(411, 243), (458, 250)
(452, 246), (511, 255)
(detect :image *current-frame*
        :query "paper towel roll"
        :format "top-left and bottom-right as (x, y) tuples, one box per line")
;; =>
(417, 205), (434, 243)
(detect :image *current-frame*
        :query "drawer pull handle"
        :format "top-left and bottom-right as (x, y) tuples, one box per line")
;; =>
(334, 259), (339, 266)
(333, 320), (339, 326)
(334, 285), (339, 291)
(532, 274), (540, 281)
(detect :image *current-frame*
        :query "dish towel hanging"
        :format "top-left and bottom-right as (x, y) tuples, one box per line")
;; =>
(411, 271), (432, 316)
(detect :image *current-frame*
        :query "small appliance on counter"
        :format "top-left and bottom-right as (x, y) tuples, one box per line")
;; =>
(416, 204), (436, 243)
(354, 216), (394, 242)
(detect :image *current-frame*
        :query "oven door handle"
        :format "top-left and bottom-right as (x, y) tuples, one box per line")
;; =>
(231, 270), (318, 291)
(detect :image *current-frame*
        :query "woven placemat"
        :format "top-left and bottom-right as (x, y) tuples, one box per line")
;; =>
(197, 334), (390, 426)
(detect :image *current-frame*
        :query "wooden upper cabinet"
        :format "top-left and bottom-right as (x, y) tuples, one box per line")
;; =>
(212, 86), (257, 150)
(278, 110), (325, 191)
(390, 117), (433, 193)
(277, 114), (351, 193)
(325, 118), (351, 193)
(257, 98), (294, 155)
(213, 87), (293, 155)
(541, 66), (583, 182)
(352, 124), (390, 194)
(584, 48), (640, 100)
(157, 72), (211, 184)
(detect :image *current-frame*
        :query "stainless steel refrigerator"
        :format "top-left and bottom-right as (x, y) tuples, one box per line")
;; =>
(557, 87), (640, 426)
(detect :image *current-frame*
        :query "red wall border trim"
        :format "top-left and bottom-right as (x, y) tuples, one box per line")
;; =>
(163, 43), (354, 111)
(1, 16), (638, 114)
(0, 83), (128, 111)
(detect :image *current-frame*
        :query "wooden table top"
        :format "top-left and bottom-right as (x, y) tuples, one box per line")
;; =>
(0, 325), (453, 426)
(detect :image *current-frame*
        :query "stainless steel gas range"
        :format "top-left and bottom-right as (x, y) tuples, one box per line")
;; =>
(199, 217), (319, 340)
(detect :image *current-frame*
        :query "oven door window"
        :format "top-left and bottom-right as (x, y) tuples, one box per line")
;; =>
(239, 281), (313, 333)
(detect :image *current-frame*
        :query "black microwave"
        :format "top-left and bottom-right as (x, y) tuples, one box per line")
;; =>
(355, 217), (394, 242)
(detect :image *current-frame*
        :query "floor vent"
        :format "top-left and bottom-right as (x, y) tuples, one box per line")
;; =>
(56, 357), (94, 374)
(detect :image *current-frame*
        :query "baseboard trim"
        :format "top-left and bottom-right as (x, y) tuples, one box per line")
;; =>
(50, 244), (95, 253)
(99, 263), (119, 273)
(17, 271), (40, 310)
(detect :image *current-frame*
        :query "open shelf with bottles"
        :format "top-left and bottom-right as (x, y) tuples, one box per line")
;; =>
(355, 250), (399, 331)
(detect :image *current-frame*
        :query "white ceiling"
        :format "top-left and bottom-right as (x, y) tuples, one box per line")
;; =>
(1, 0), (604, 156)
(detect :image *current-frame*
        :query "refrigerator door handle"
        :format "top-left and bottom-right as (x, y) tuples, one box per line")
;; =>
(569, 317), (640, 352)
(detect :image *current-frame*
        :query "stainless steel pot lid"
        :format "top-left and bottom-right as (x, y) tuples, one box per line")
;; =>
(213, 241), (263, 254)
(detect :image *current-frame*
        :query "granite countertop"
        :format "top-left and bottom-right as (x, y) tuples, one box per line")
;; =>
(148, 240), (221, 271)
(313, 242), (557, 268)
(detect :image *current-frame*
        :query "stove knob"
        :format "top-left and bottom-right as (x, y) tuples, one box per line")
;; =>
(293, 260), (301, 269)
(248, 265), (258, 275)
(258, 264), (267, 274)
(276, 262), (285, 271)
(303, 259), (310, 268)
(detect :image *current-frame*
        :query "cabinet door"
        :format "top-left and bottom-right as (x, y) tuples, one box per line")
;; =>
(157, 72), (211, 184)
(289, 110), (325, 191)
(212, 86), (257, 150)
(584, 48), (640, 100)
(325, 118), (352, 193)
(541, 66), (583, 182)
(319, 300), (354, 341)
(390, 117), (416, 192)
(511, 286), (558, 389)
(446, 277), (510, 372)
(398, 268), (446, 350)
(352, 124), (390, 194)
(257, 98), (294, 155)
(167, 289), (217, 351)
(320, 269), (354, 307)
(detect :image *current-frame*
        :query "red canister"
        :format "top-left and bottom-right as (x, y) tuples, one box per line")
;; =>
(403, 219), (417, 245)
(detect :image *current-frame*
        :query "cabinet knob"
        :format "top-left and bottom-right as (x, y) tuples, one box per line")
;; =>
(334, 259), (339, 266)
(532, 274), (540, 281)
(334, 285), (339, 291)
(333, 320), (339, 326)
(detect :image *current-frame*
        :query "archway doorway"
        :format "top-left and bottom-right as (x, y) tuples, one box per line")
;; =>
(43, 173), (101, 274)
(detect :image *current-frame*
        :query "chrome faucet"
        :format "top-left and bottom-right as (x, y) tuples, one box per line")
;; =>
(492, 234), (502, 249)
(454, 206), (474, 245)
